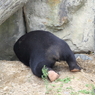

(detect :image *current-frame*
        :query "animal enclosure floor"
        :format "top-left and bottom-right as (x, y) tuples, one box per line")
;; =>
(0, 54), (95, 95)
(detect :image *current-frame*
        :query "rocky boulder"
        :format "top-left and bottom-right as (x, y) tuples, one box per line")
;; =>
(0, 0), (95, 60)
(0, 9), (25, 60)
(24, 0), (95, 52)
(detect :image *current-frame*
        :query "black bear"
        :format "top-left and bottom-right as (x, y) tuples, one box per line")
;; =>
(14, 30), (81, 81)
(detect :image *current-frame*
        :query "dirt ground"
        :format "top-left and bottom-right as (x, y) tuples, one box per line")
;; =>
(0, 54), (95, 95)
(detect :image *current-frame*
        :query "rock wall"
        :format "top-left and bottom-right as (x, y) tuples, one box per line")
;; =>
(0, 0), (95, 60)
(0, 9), (25, 60)
(0, 0), (29, 25)
(24, 0), (95, 52)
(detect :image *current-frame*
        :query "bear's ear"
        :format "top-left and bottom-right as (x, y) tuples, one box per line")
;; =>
(48, 70), (59, 82)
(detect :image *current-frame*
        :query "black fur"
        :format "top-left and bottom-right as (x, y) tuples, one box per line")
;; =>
(14, 30), (81, 77)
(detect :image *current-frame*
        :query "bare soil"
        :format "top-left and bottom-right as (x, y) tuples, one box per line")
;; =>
(0, 54), (95, 95)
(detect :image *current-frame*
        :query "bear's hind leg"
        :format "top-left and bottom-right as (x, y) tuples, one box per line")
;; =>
(30, 60), (59, 82)
(66, 53), (81, 72)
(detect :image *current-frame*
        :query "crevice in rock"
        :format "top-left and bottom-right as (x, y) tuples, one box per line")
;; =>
(22, 7), (27, 34)
(94, 15), (95, 54)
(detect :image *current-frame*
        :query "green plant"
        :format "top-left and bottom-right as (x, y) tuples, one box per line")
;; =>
(78, 90), (91, 94)
(41, 65), (49, 94)
(51, 84), (56, 87)
(85, 84), (90, 87)
(84, 84), (95, 95)
(91, 84), (95, 95)
(55, 77), (71, 83)
(56, 84), (63, 95)
(71, 91), (79, 95)
(41, 65), (95, 95)
(66, 86), (73, 90)
(42, 65), (48, 79)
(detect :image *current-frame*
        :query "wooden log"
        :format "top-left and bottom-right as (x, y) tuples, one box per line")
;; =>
(0, 0), (29, 25)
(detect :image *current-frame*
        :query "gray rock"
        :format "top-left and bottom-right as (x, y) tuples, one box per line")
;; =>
(75, 54), (92, 60)
(0, 9), (25, 60)
(0, 0), (29, 25)
(66, 0), (86, 13)
(24, 0), (68, 32)
(0, 0), (95, 60)
(24, 0), (95, 53)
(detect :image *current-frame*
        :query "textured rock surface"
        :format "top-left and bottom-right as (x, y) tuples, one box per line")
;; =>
(75, 54), (93, 60)
(0, 9), (25, 60)
(0, 0), (95, 60)
(63, 0), (95, 52)
(0, 0), (29, 25)
(24, 0), (68, 32)
(24, 0), (95, 52)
